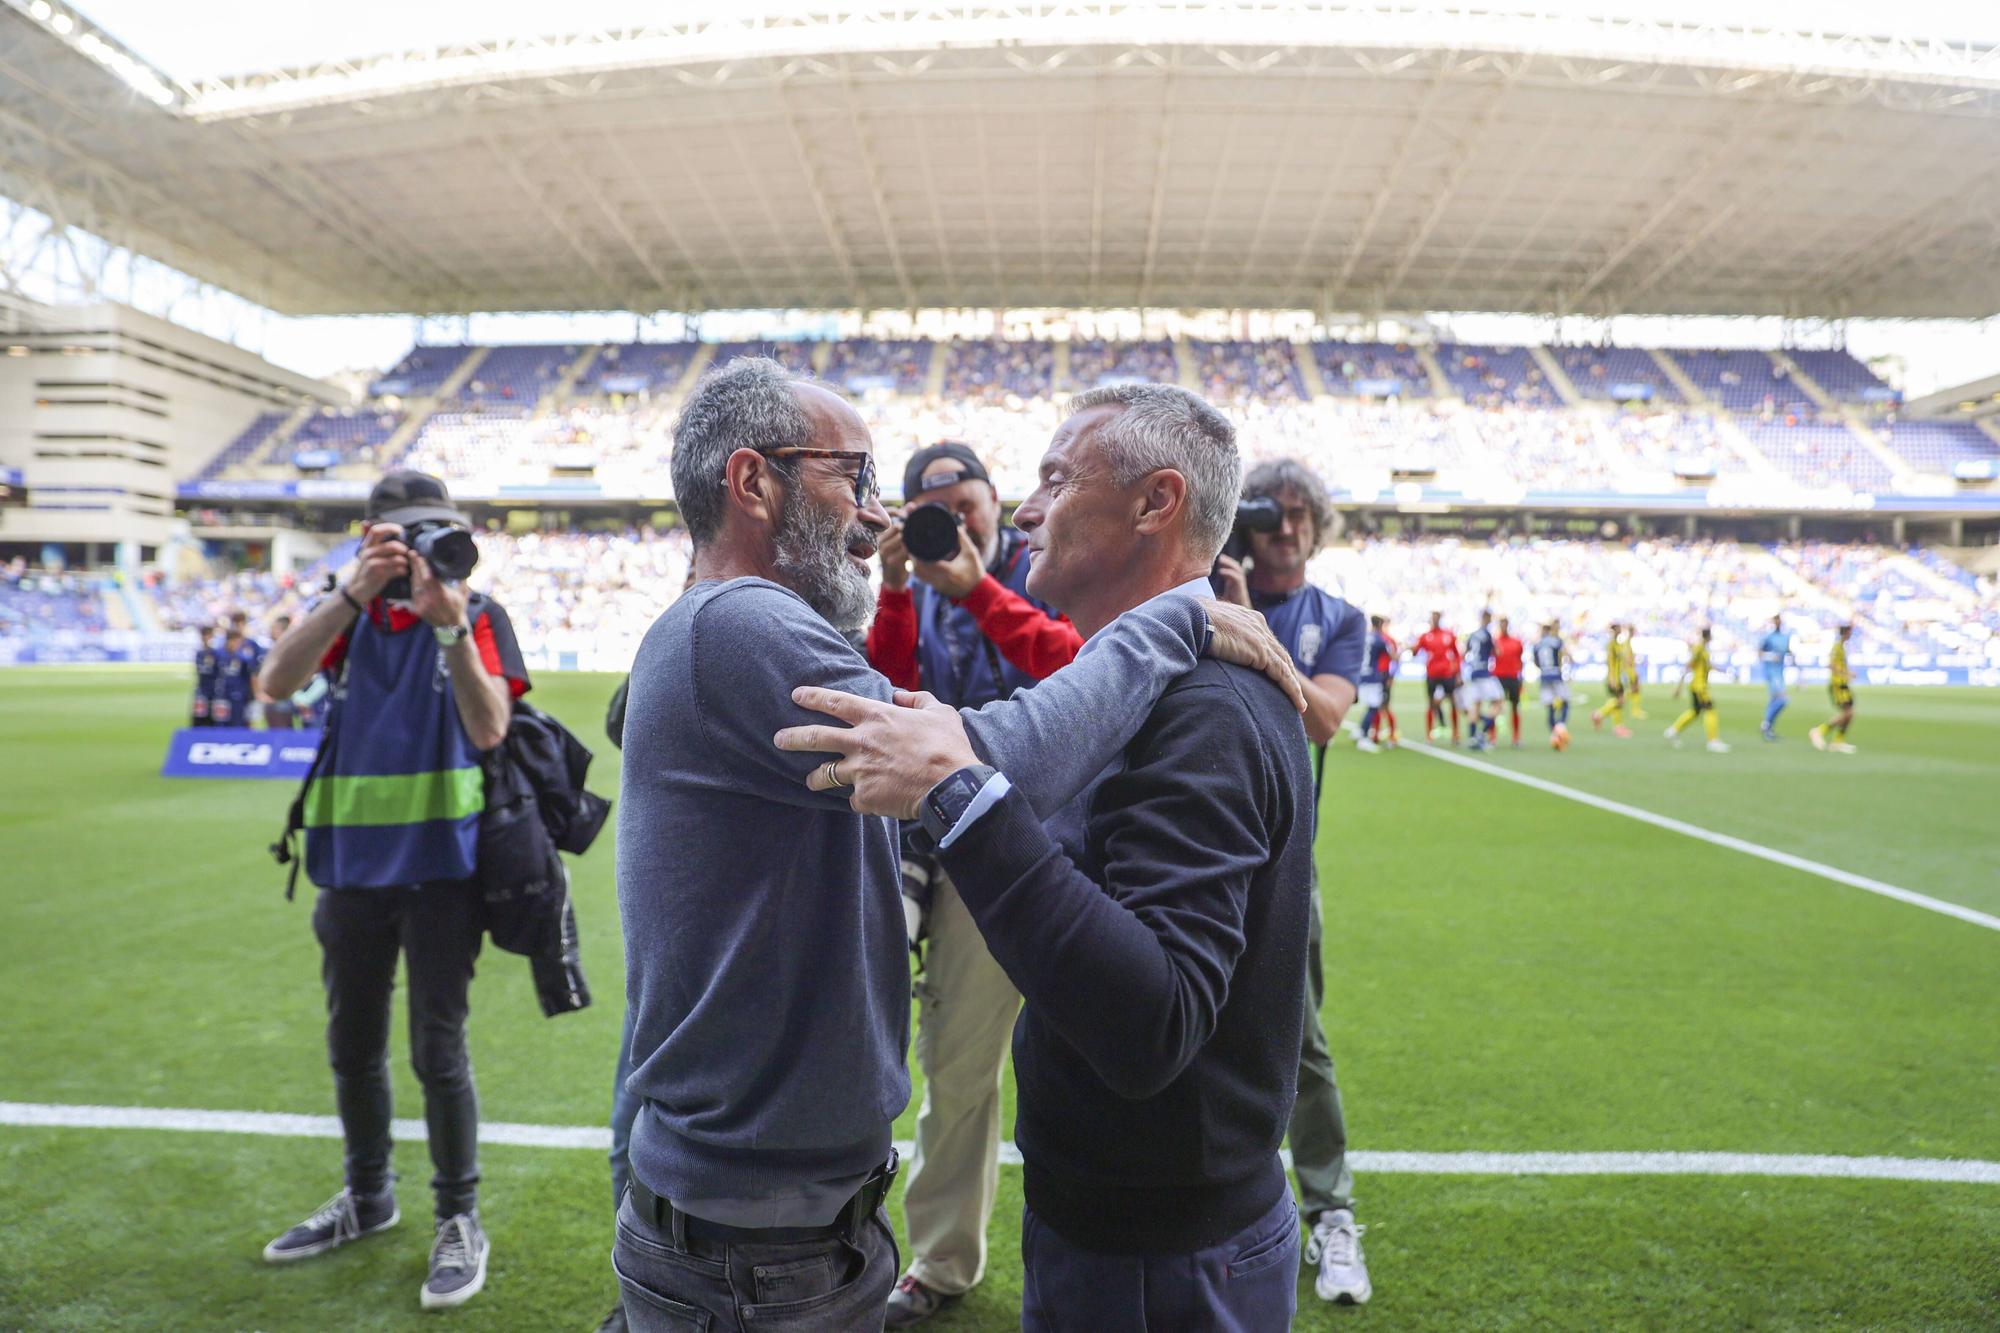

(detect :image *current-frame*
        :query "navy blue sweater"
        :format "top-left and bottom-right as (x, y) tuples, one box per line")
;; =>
(940, 658), (1314, 1253)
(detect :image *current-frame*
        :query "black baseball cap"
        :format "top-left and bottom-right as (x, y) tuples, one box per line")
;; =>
(902, 441), (991, 502)
(366, 470), (467, 527)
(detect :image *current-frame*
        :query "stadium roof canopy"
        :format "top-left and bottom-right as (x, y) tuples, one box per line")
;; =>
(5, 2), (2000, 320)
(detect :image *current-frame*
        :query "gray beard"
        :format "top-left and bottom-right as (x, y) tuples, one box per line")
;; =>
(773, 489), (875, 637)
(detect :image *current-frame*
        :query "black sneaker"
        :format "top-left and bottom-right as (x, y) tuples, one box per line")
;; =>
(262, 1187), (399, 1263)
(596, 1304), (628, 1333)
(421, 1212), (490, 1310)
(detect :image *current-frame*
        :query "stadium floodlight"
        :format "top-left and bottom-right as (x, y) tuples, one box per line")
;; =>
(48, 10), (69, 34)
(26, 0), (49, 19)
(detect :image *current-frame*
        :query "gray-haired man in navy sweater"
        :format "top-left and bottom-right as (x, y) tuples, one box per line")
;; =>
(614, 361), (1302, 1332)
(780, 384), (1314, 1331)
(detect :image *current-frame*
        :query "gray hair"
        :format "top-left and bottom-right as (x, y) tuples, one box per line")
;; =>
(1065, 383), (1239, 559)
(1241, 458), (1335, 554)
(671, 356), (815, 545)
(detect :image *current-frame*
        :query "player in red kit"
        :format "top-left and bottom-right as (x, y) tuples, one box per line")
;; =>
(1411, 611), (1461, 744)
(1492, 616), (1525, 747)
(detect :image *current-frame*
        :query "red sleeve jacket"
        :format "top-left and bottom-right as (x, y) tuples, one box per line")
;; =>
(865, 575), (1085, 691)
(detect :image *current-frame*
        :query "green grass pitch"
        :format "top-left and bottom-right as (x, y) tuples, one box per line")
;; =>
(1, 668), (1996, 1330)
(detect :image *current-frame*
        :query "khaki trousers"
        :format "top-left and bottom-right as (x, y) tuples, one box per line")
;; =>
(901, 872), (1022, 1296)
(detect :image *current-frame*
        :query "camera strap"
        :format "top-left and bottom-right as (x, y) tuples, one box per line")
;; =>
(271, 668), (342, 901)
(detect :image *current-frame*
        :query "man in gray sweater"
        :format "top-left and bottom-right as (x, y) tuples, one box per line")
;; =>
(613, 358), (1298, 1332)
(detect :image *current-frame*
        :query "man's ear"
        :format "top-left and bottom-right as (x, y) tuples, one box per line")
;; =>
(1131, 468), (1189, 538)
(723, 448), (783, 529)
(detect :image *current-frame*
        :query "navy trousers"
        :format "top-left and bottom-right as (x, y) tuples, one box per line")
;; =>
(1020, 1190), (1299, 1332)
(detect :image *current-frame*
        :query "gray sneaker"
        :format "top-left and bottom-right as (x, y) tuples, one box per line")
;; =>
(262, 1187), (399, 1264)
(1306, 1208), (1372, 1305)
(421, 1212), (490, 1310)
(885, 1273), (956, 1327)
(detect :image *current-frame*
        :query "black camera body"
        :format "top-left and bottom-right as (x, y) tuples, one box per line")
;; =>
(901, 502), (964, 563)
(1221, 496), (1282, 563)
(383, 520), (479, 601)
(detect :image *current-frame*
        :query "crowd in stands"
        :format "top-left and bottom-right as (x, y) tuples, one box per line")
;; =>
(943, 339), (1054, 401)
(1190, 340), (1307, 403)
(23, 534), (1979, 684)
(0, 562), (108, 638)
(188, 337), (2000, 503)
(1313, 341), (1431, 397)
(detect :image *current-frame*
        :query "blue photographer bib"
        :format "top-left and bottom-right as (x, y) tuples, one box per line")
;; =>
(304, 608), (484, 889)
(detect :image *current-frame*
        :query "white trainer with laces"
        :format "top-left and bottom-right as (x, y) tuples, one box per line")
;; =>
(1707, 739), (1731, 754)
(1830, 741), (1857, 754)
(1305, 1208), (1371, 1305)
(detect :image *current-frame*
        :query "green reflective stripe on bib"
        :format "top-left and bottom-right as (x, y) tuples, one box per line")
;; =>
(303, 766), (483, 828)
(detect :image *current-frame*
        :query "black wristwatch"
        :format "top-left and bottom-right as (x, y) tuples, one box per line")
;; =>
(920, 764), (1000, 845)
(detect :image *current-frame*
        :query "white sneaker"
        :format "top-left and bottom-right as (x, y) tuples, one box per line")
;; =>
(1808, 726), (1827, 751)
(1830, 741), (1857, 754)
(1664, 726), (1681, 748)
(1355, 738), (1380, 753)
(1305, 1208), (1371, 1305)
(1706, 739), (1731, 754)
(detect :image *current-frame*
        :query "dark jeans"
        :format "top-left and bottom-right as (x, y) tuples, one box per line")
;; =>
(1020, 1190), (1299, 1333)
(312, 883), (483, 1219)
(610, 1006), (641, 1210)
(613, 1193), (900, 1332)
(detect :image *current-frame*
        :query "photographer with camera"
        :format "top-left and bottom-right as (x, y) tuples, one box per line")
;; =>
(1212, 458), (1376, 1307)
(254, 470), (527, 1313)
(862, 441), (1080, 1326)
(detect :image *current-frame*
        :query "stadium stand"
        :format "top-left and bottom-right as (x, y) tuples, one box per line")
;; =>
(195, 411), (288, 480)
(99, 533), (1996, 682)
(1669, 348), (1804, 413)
(583, 342), (701, 396)
(1311, 341), (1433, 398)
(1188, 340), (1308, 402)
(1786, 349), (1898, 405)
(454, 344), (577, 411)
(821, 339), (933, 394)
(1065, 338), (1177, 389)
(1556, 346), (1682, 404)
(169, 336), (2000, 502)
(1734, 415), (1894, 491)
(1875, 419), (2000, 473)
(0, 564), (108, 639)
(1436, 344), (1561, 408)
(286, 409), (405, 469)
(369, 345), (474, 398)
(943, 339), (1055, 401)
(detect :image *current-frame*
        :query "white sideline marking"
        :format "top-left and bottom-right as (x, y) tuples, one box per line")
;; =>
(5, 1102), (1998, 1185)
(1405, 742), (2000, 934)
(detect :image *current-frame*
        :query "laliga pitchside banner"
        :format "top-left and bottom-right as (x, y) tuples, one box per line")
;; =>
(160, 727), (321, 780)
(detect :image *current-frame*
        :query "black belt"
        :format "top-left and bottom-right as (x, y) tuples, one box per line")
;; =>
(628, 1149), (898, 1249)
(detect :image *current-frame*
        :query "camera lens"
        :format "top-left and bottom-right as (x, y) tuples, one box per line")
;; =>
(408, 524), (479, 582)
(902, 503), (962, 562)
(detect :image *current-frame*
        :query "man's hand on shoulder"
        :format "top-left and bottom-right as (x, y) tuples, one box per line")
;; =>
(1199, 600), (1307, 714)
(775, 686), (978, 819)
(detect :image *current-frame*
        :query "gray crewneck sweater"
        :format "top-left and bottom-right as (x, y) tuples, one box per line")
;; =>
(616, 576), (1210, 1225)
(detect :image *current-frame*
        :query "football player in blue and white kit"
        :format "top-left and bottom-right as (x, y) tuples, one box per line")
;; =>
(1458, 610), (1503, 750)
(211, 619), (258, 727)
(1533, 620), (1572, 745)
(190, 624), (222, 726)
(1758, 614), (1794, 742)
